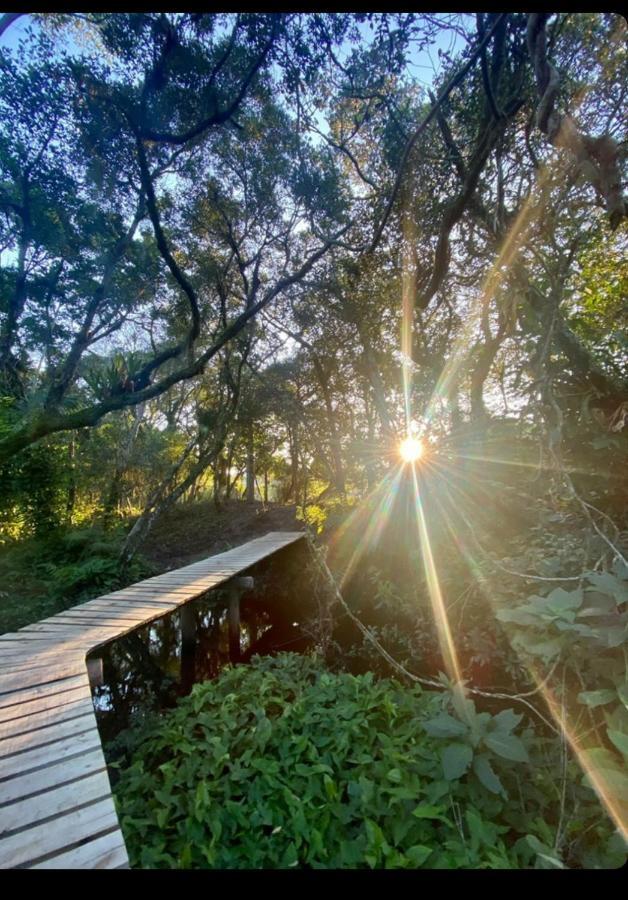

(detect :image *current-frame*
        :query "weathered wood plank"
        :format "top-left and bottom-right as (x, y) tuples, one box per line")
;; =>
(0, 746), (106, 805)
(0, 710), (95, 757)
(0, 727), (102, 779)
(0, 684), (91, 724)
(0, 796), (119, 868)
(0, 674), (89, 711)
(31, 830), (128, 869)
(0, 663), (86, 695)
(0, 698), (95, 741)
(0, 768), (113, 834)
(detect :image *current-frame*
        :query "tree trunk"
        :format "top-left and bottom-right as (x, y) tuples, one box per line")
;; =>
(102, 404), (145, 529)
(245, 424), (255, 503)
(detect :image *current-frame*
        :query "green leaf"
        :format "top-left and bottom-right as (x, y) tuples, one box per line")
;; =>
(578, 689), (617, 708)
(323, 774), (337, 800)
(514, 635), (563, 660)
(607, 729), (628, 757)
(405, 845), (432, 866)
(451, 688), (476, 724)
(441, 742), (473, 780)
(586, 572), (628, 604)
(473, 754), (505, 796)
(412, 804), (445, 820)
(422, 714), (468, 738)
(525, 835), (564, 869)
(491, 709), (523, 734)
(484, 732), (529, 763)
(545, 586), (583, 613)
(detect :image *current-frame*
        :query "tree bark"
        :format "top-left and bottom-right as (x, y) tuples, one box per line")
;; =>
(245, 424), (255, 502)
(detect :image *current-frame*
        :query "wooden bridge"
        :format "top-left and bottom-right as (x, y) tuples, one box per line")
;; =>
(0, 531), (305, 869)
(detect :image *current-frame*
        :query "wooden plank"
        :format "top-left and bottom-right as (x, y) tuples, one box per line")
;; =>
(0, 710), (95, 756)
(45, 611), (148, 625)
(0, 658), (83, 675)
(0, 644), (74, 659)
(0, 674), (89, 711)
(31, 830), (128, 869)
(19, 622), (123, 634)
(0, 633), (77, 643)
(0, 653), (84, 670)
(0, 684), (91, 724)
(0, 768), (113, 834)
(0, 691), (94, 740)
(0, 663), (86, 695)
(0, 796), (119, 868)
(0, 747), (106, 805)
(0, 698), (94, 741)
(78, 600), (176, 612)
(1, 727), (102, 780)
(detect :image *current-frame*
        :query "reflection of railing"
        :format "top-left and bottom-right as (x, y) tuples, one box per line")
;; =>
(0, 531), (304, 869)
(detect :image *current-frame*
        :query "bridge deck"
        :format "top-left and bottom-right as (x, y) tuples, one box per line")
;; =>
(0, 531), (305, 868)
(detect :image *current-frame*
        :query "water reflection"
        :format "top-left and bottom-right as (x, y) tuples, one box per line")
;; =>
(87, 542), (316, 749)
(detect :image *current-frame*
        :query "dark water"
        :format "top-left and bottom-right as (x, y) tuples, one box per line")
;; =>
(87, 542), (317, 748)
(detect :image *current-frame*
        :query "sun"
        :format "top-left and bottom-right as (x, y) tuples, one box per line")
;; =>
(399, 436), (424, 463)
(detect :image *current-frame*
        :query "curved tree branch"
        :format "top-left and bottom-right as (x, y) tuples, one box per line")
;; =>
(526, 13), (627, 230)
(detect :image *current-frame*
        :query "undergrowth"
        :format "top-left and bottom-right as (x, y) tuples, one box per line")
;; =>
(111, 653), (626, 870)
(0, 524), (153, 633)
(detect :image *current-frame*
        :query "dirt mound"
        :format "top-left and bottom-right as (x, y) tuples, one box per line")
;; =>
(142, 500), (302, 571)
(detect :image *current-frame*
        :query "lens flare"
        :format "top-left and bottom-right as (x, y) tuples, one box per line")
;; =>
(400, 436), (424, 463)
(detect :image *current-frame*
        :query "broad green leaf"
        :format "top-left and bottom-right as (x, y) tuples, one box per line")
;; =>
(586, 572), (628, 604)
(515, 635), (563, 660)
(578, 689), (617, 708)
(473, 754), (505, 796)
(484, 732), (529, 762)
(441, 742), (473, 780)
(607, 729), (628, 757)
(491, 709), (523, 734)
(545, 586), (583, 612)
(405, 845), (432, 866)
(423, 714), (468, 738)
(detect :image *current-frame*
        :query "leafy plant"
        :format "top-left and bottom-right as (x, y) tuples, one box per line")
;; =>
(112, 653), (626, 869)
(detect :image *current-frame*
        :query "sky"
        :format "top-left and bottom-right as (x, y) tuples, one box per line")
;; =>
(0, 13), (470, 79)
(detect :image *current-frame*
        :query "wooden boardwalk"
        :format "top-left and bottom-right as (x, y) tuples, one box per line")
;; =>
(0, 531), (305, 869)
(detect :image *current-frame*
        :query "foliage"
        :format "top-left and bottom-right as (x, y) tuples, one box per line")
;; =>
(494, 559), (628, 823)
(112, 653), (625, 869)
(0, 522), (152, 633)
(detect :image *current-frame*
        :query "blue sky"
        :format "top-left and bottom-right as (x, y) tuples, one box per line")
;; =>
(1, 13), (470, 83)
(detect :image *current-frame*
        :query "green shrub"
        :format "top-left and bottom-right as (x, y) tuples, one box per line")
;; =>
(112, 654), (625, 869)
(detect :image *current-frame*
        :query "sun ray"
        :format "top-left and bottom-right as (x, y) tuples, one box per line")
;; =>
(410, 462), (465, 689)
(422, 467), (628, 842)
(332, 465), (405, 592)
